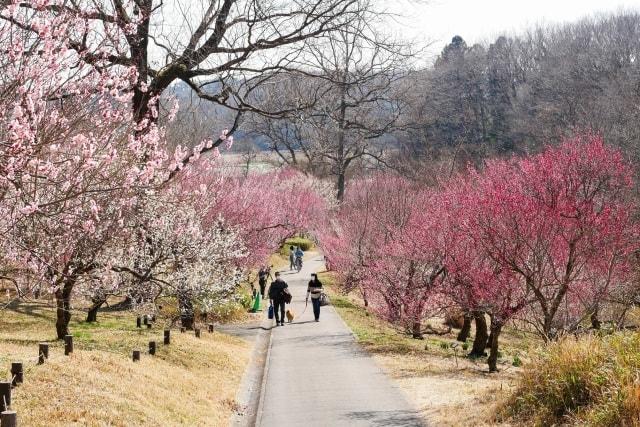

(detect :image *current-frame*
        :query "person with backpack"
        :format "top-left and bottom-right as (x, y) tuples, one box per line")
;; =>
(268, 272), (290, 326)
(306, 273), (323, 322)
(257, 265), (272, 299)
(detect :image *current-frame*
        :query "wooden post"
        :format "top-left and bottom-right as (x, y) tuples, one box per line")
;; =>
(148, 341), (156, 356)
(132, 350), (140, 362)
(136, 316), (142, 328)
(64, 335), (73, 355)
(180, 327), (185, 333)
(195, 328), (201, 338)
(0, 382), (10, 412)
(208, 324), (214, 333)
(10, 363), (22, 386)
(0, 410), (17, 427)
(163, 329), (170, 345)
(38, 343), (49, 364)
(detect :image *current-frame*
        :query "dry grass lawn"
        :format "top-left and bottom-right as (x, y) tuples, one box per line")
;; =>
(320, 272), (535, 426)
(0, 300), (251, 426)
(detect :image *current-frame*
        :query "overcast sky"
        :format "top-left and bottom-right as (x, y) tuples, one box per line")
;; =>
(387, 0), (640, 62)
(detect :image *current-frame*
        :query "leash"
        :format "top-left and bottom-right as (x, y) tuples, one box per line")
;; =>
(300, 298), (308, 317)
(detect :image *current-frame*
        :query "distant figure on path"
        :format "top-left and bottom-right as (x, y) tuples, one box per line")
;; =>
(258, 265), (272, 299)
(289, 246), (296, 270)
(306, 273), (323, 322)
(295, 246), (304, 270)
(269, 272), (289, 326)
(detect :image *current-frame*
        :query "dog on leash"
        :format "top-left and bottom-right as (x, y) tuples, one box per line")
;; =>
(286, 309), (295, 323)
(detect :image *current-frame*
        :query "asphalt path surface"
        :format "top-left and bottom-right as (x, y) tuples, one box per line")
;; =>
(257, 253), (425, 427)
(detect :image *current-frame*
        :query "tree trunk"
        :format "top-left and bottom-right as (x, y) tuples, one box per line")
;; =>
(86, 299), (106, 323)
(181, 313), (194, 330)
(336, 171), (346, 201)
(487, 321), (503, 373)
(486, 328), (494, 349)
(590, 306), (601, 330)
(457, 312), (472, 342)
(55, 280), (74, 339)
(121, 296), (133, 308)
(470, 311), (488, 357)
(335, 79), (347, 202)
(542, 313), (555, 341)
(178, 294), (195, 330)
(412, 320), (423, 339)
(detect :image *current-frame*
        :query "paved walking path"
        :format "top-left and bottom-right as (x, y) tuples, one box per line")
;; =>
(257, 253), (425, 427)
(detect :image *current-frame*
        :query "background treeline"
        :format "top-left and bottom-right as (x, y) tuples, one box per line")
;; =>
(235, 11), (640, 194)
(396, 11), (640, 173)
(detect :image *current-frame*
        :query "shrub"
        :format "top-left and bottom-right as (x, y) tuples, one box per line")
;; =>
(279, 237), (315, 256)
(512, 355), (522, 367)
(462, 342), (469, 351)
(499, 333), (640, 426)
(439, 341), (449, 350)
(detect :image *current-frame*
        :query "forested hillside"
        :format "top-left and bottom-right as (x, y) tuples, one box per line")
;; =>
(398, 12), (640, 170)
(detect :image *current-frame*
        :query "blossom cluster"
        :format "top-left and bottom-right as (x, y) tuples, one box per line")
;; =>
(0, 2), (326, 337)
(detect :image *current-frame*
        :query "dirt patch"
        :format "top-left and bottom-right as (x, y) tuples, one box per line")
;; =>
(373, 351), (518, 426)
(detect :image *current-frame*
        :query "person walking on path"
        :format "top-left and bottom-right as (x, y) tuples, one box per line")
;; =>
(306, 273), (323, 322)
(268, 272), (289, 326)
(289, 246), (296, 270)
(294, 246), (304, 270)
(258, 265), (272, 299)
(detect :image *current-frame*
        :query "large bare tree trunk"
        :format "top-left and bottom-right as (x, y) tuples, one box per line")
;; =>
(86, 298), (106, 323)
(55, 280), (74, 339)
(336, 171), (346, 201)
(487, 321), (503, 373)
(470, 311), (488, 357)
(412, 320), (423, 339)
(457, 312), (473, 342)
(591, 305), (601, 329)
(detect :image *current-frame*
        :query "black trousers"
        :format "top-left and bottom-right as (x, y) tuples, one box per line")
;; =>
(273, 300), (286, 323)
(311, 298), (321, 320)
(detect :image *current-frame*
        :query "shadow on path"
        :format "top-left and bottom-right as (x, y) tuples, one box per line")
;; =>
(346, 410), (424, 426)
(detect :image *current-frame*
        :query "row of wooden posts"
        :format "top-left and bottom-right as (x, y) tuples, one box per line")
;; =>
(0, 316), (216, 426)
(131, 315), (214, 362)
(0, 333), (75, 427)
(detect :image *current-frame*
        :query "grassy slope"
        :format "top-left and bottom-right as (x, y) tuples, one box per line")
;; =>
(319, 271), (531, 426)
(0, 237), (316, 425)
(0, 301), (250, 426)
(499, 332), (640, 426)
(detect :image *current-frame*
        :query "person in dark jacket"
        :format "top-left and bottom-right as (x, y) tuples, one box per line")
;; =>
(268, 272), (289, 326)
(306, 273), (323, 321)
(257, 265), (272, 299)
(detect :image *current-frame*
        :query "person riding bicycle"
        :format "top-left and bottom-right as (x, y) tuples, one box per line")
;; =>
(295, 246), (304, 270)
